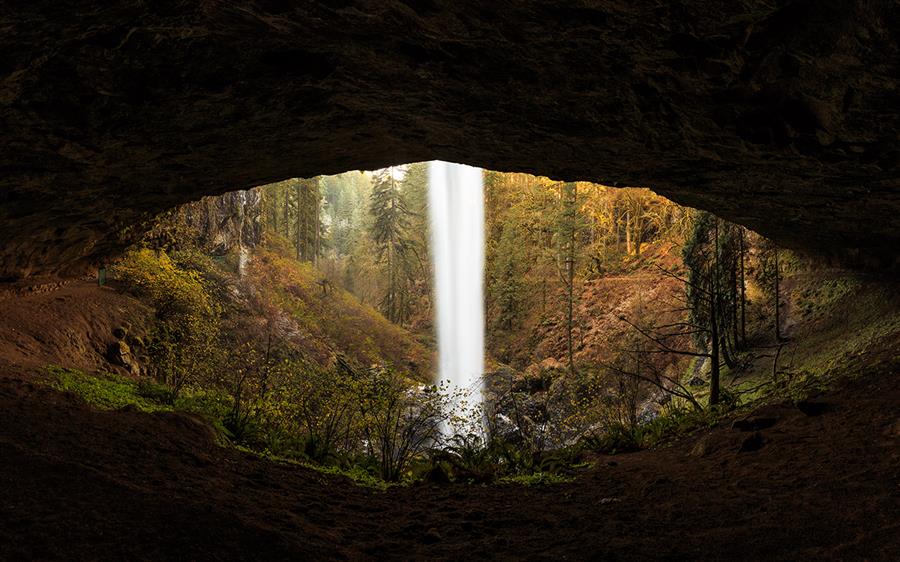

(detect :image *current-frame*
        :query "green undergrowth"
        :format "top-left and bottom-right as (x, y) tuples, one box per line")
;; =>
(45, 366), (395, 489)
(231, 444), (392, 490)
(49, 365), (173, 413)
(46, 365), (231, 432)
(44, 366), (582, 488)
(498, 472), (575, 486)
(583, 403), (721, 454)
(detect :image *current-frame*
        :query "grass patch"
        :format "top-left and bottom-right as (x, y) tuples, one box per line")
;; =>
(46, 365), (232, 431)
(231, 444), (392, 490)
(498, 472), (574, 486)
(48, 365), (172, 413)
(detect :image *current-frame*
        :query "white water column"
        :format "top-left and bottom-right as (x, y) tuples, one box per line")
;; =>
(428, 161), (485, 434)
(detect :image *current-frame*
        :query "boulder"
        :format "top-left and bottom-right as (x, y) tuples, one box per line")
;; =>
(107, 340), (140, 376)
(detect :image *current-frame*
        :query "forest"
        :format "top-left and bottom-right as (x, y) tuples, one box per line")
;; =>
(4, 5), (898, 558)
(37, 163), (821, 486)
(3, 160), (898, 560)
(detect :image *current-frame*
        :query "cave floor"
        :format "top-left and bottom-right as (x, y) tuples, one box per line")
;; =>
(1, 357), (898, 561)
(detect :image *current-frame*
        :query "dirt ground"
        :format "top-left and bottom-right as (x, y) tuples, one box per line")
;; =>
(0, 281), (898, 560)
(0, 365), (897, 560)
(0, 281), (150, 376)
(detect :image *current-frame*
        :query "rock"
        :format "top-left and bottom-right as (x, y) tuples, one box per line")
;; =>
(180, 190), (262, 256)
(688, 375), (705, 387)
(689, 435), (713, 457)
(738, 432), (766, 453)
(107, 340), (140, 376)
(524, 357), (564, 378)
(884, 419), (900, 438)
(2, 2), (899, 279)
(424, 463), (451, 485)
(796, 400), (832, 417)
(422, 529), (442, 544)
(638, 403), (660, 425)
(731, 417), (778, 432)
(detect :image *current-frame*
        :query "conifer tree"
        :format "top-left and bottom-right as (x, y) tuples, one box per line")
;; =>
(369, 168), (417, 324)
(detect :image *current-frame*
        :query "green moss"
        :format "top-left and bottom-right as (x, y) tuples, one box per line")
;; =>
(231, 444), (392, 490)
(793, 277), (858, 320)
(47, 365), (172, 413)
(498, 472), (574, 486)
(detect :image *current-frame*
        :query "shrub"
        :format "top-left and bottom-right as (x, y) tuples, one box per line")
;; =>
(498, 472), (574, 486)
(357, 368), (450, 482)
(112, 248), (221, 399)
(266, 359), (362, 463)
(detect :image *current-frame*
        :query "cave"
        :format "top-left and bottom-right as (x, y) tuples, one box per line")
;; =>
(1, 2), (899, 560)
(2, 1), (899, 280)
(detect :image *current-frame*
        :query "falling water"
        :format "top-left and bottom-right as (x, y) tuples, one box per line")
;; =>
(428, 161), (485, 435)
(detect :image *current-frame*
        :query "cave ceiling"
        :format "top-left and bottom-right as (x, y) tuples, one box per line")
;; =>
(1, 0), (898, 278)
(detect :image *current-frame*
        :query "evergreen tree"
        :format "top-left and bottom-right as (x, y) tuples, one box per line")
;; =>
(557, 181), (580, 375)
(400, 162), (431, 319)
(295, 177), (321, 263)
(369, 167), (418, 324)
(488, 223), (526, 331)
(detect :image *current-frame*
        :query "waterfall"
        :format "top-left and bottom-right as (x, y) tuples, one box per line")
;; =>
(428, 161), (485, 435)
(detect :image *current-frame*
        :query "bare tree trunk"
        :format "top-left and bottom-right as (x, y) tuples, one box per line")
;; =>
(313, 177), (320, 265)
(731, 246), (739, 350)
(625, 210), (632, 255)
(294, 182), (304, 260)
(739, 228), (746, 347)
(774, 246), (782, 341)
(283, 184), (290, 238)
(710, 219), (721, 405)
(566, 183), (576, 376)
(632, 213), (642, 257)
(270, 188), (278, 234)
(709, 275), (720, 407)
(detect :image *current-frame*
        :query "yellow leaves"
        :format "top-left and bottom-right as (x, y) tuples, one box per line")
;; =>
(113, 248), (217, 318)
(111, 248), (222, 394)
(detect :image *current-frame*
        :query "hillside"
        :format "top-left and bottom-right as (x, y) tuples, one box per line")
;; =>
(492, 240), (688, 372)
(244, 238), (433, 379)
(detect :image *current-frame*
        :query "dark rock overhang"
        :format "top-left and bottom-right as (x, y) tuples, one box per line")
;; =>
(1, 0), (898, 278)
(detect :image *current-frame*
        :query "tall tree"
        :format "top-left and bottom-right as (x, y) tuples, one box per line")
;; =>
(773, 245), (781, 341)
(369, 168), (417, 324)
(558, 181), (579, 375)
(294, 177), (322, 263)
(681, 211), (739, 406)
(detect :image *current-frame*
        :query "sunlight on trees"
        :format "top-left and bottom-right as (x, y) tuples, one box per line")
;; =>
(99, 163), (797, 485)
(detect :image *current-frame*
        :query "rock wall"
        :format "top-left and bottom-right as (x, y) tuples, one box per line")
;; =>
(1, 1), (898, 279)
(180, 190), (262, 256)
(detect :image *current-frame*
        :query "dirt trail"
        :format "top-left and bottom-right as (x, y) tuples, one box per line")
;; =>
(0, 281), (149, 376)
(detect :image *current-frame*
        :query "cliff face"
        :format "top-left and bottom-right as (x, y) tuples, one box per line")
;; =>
(180, 190), (262, 256)
(1, 1), (898, 279)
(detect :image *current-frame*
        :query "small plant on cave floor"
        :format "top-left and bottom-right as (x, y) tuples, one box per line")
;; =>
(357, 368), (453, 482)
